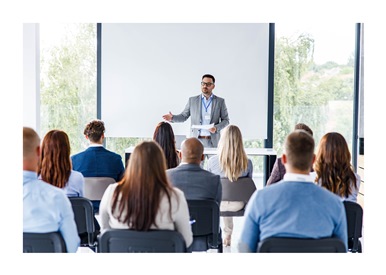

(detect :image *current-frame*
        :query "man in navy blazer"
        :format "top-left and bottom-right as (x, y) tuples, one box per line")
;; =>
(162, 74), (230, 148)
(71, 120), (125, 183)
(166, 137), (222, 205)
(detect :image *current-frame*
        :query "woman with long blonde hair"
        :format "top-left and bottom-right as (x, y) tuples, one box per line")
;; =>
(314, 132), (360, 202)
(99, 141), (193, 247)
(207, 125), (253, 246)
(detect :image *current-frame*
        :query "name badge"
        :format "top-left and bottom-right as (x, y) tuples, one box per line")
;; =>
(204, 114), (211, 120)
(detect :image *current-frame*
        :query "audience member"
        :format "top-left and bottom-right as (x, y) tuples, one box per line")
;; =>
(266, 123), (314, 186)
(71, 119), (125, 212)
(38, 129), (84, 197)
(207, 125), (253, 247)
(313, 132), (360, 202)
(99, 141), (193, 248)
(238, 130), (347, 252)
(71, 119), (125, 181)
(23, 127), (80, 252)
(166, 137), (222, 205)
(153, 121), (180, 169)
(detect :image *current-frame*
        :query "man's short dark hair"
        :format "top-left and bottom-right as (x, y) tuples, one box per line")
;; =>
(202, 74), (215, 83)
(84, 119), (105, 142)
(285, 130), (315, 171)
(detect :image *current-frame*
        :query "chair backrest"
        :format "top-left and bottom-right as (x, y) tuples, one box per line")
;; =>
(343, 200), (363, 252)
(220, 177), (256, 217)
(69, 197), (96, 246)
(174, 135), (186, 150)
(23, 232), (67, 253)
(186, 199), (221, 252)
(98, 229), (187, 252)
(257, 237), (346, 253)
(84, 177), (115, 201)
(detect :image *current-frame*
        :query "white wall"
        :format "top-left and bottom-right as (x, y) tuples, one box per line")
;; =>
(101, 23), (270, 139)
(23, 23), (40, 132)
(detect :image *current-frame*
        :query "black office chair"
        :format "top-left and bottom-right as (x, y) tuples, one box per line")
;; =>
(98, 229), (187, 253)
(220, 177), (256, 217)
(23, 232), (67, 253)
(69, 197), (98, 250)
(343, 201), (363, 253)
(187, 199), (222, 253)
(257, 237), (347, 253)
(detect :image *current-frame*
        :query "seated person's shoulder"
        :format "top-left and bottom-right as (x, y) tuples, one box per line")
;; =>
(106, 149), (123, 159)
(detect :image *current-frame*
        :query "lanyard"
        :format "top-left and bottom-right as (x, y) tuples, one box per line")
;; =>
(202, 96), (213, 113)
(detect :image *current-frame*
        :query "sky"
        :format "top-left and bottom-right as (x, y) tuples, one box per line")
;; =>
(277, 22), (356, 65)
(1, 0), (385, 273)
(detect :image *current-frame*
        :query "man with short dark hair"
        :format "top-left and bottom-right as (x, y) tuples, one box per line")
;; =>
(162, 74), (229, 148)
(238, 130), (348, 252)
(266, 123), (314, 185)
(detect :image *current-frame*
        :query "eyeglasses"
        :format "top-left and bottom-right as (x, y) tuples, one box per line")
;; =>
(201, 82), (214, 87)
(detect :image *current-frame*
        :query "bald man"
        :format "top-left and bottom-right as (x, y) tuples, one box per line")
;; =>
(23, 127), (80, 252)
(166, 137), (222, 205)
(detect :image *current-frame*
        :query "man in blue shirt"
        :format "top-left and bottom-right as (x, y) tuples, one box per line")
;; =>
(238, 129), (347, 252)
(23, 127), (80, 253)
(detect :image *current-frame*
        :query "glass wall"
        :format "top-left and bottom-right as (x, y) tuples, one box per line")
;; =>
(274, 23), (356, 156)
(40, 23), (97, 154)
(39, 23), (357, 173)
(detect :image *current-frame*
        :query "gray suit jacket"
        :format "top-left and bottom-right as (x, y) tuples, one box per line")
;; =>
(171, 94), (230, 147)
(166, 163), (222, 205)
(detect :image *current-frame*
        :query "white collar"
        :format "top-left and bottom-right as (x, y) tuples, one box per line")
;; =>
(89, 144), (103, 147)
(283, 172), (315, 183)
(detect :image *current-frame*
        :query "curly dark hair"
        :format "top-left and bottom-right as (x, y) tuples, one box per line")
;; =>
(84, 120), (105, 142)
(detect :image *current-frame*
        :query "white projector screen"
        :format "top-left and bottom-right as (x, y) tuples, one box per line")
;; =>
(101, 23), (269, 139)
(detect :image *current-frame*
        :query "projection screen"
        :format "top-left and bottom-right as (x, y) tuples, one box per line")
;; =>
(101, 23), (269, 139)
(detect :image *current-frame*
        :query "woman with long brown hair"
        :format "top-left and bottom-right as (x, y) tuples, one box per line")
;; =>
(314, 132), (360, 202)
(153, 121), (180, 169)
(99, 141), (193, 246)
(37, 129), (84, 197)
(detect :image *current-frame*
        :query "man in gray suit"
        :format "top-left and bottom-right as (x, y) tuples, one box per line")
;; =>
(162, 74), (230, 148)
(166, 137), (222, 205)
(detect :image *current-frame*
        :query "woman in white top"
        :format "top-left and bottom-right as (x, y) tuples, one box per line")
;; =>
(207, 125), (253, 247)
(99, 141), (193, 248)
(314, 132), (360, 202)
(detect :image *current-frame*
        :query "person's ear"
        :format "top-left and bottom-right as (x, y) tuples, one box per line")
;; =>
(178, 151), (183, 160)
(35, 145), (40, 157)
(311, 154), (316, 164)
(281, 153), (287, 164)
(200, 154), (205, 161)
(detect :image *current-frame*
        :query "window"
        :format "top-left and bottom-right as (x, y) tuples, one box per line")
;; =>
(40, 23), (97, 154)
(274, 23), (356, 156)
